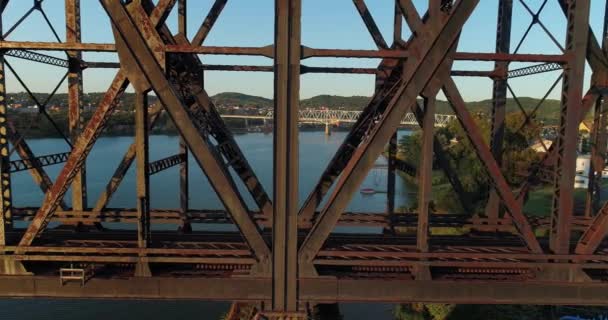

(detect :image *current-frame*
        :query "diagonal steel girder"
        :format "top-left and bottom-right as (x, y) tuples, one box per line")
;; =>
(515, 0), (608, 207)
(93, 0), (272, 219)
(95, 1), (272, 218)
(7, 124), (68, 210)
(352, 0), (388, 49)
(167, 33), (273, 219)
(549, 0), (590, 255)
(398, 0), (542, 253)
(192, 0), (227, 46)
(93, 105), (163, 212)
(298, 0), (480, 264)
(297, 57), (403, 224)
(139, 0), (272, 219)
(100, 0), (270, 261)
(298, 12), (471, 225)
(16, 1), (181, 247)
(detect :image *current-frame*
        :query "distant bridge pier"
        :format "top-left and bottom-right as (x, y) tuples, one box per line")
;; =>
(324, 123), (331, 136)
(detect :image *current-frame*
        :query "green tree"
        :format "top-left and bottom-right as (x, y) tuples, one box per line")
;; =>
(393, 304), (426, 320)
(398, 112), (542, 214)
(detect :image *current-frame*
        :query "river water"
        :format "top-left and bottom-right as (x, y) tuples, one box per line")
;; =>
(1, 131), (414, 319)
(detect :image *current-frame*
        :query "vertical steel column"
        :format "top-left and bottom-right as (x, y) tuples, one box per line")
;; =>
(0, 1), (10, 246)
(273, 0), (300, 312)
(550, 0), (590, 254)
(584, 2), (608, 218)
(386, 133), (396, 232)
(178, 0), (187, 36)
(136, 92), (151, 250)
(178, 0), (190, 231)
(385, 0), (401, 232)
(393, 0), (402, 44)
(66, 0), (87, 214)
(485, 0), (512, 221)
(417, 96), (435, 253)
(585, 97), (607, 217)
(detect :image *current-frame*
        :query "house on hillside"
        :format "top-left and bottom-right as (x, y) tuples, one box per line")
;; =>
(531, 139), (553, 153)
(579, 120), (593, 134)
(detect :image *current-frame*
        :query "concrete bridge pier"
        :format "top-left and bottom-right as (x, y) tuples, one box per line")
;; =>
(324, 122), (331, 136)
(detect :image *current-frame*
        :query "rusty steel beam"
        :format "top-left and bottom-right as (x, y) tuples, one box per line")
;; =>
(93, 106), (163, 212)
(386, 132), (397, 232)
(135, 92), (151, 251)
(192, 0), (227, 46)
(200, 64), (492, 76)
(442, 78), (542, 253)
(17, 71), (129, 247)
(0, 38), (572, 63)
(352, 0), (388, 49)
(17, 1), (176, 247)
(485, 0), (513, 221)
(397, 0), (541, 253)
(4, 276), (608, 305)
(177, 0), (190, 231)
(417, 96), (435, 253)
(101, 0), (270, 262)
(410, 102), (473, 213)
(298, 2), (470, 227)
(299, 0), (479, 265)
(273, 0), (301, 312)
(585, 97), (608, 217)
(66, 0), (87, 216)
(550, 0), (590, 255)
(178, 0), (187, 36)
(297, 61), (404, 223)
(393, 0), (402, 44)
(6, 125), (68, 210)
(165, 36), (274, 219)
(134, 0), (273, 221)
(576, 199), (608, 255)
(0, 53), (8, 246)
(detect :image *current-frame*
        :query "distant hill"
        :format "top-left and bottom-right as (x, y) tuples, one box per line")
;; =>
(209, 92), (564, 124)
(211, 92), (273, 108)
(210, 93), (372, 110)
(300, 95), (371, 109)
(6, 91), (566, 124)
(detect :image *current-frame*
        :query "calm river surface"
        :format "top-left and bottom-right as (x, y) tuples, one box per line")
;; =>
(1, 131), (414, 320)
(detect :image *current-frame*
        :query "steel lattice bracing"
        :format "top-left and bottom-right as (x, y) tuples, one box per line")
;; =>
(0, 0), (607, 316)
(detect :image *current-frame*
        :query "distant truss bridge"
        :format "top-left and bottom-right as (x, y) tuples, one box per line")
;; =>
(220, 109), (457, 127)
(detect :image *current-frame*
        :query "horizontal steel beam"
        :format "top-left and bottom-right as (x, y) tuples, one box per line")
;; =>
(9, 152), (70, 173)
(9, 207), (592, 231)
(1, 276), (608, 305)
(0, 41), (569, 62)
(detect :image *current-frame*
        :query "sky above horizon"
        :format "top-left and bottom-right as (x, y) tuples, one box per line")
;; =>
(1, 0), (607, 102)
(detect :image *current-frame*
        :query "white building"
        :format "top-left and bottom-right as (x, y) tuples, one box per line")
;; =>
(574, 154), (608, 189)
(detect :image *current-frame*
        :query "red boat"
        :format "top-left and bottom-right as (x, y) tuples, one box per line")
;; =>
(360, 188), (376, 195)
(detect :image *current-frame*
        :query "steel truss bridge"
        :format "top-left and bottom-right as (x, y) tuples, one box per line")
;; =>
(221, 110), (457, 127)
(0, 0), (607, 318)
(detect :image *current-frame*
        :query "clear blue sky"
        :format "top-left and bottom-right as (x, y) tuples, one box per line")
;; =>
(2, 0), (606, 101)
